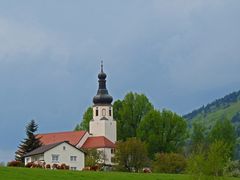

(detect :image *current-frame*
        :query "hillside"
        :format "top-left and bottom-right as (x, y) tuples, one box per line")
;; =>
(184, 90), (240, 129)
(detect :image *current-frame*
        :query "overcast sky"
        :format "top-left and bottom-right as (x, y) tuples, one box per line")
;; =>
(1, 0), (240, 162)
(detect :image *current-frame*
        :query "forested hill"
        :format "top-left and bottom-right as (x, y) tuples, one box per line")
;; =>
(183, 90), (240, 127)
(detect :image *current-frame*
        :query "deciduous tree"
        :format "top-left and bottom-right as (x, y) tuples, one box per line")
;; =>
(117, 92), (153, 140)
(208, 118), (236, 158)
(115, 137), (148, 172)
(137, 109), (187, 156)
(75, 107), (93, 131)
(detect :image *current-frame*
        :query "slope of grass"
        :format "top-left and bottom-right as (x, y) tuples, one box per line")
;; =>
(1, 167), (239, 180)
(188, 101), (240, 128)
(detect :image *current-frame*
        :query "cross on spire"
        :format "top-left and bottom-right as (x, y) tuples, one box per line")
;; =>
(101, 60), (103, 72)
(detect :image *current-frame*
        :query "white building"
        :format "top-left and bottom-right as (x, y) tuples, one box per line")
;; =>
(24, 141), (85, 170)
(24, 63), (116, 170)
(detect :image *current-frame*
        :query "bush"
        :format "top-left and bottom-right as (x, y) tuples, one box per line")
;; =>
(187, 141), (231, 177)
(153, 153), (186, 173)
(7, 161), (24, 167)
(52, 163), (59, 169)
(60, 163), (69, 170)
(224, 160), (240, 177)
(45, 164), (51, 169)
(25, 162), (34, 168)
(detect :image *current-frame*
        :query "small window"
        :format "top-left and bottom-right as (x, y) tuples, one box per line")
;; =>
(109, 107), (112, 116)
(111, 148), (115, 154)
(63, 146), (66, 150)
(96, 107), (98, 116)
(70, 167), (77, 170)
(52, 154), (59, 163)
(102, 109), (106, 116)
(70, 156), (77, 161)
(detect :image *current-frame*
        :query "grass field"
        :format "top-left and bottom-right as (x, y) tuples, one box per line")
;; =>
(1, 167), (240, 180)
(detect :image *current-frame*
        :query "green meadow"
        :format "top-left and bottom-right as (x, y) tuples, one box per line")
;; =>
(1, 167), (240, 180)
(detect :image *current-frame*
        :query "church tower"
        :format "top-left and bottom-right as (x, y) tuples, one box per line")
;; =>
(89, 62), (116, 143)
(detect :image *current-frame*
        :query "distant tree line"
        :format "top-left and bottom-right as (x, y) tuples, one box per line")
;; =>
(184, 90), (240, 120)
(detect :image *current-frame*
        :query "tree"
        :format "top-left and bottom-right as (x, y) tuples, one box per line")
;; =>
(117, 92), (153, 140)
(84, 149), (105, 167)
(137, 109), (187, 157)
(208, 118), (237, 158)
(190, 122), (208, 152)
(113, 100), (123, 121)
(187, 140), (231, 177)
(75, 107), (93, 131)
(206, 141), (231, 176)
(15, 120), (42, 162)
(115, 137), (148, 172)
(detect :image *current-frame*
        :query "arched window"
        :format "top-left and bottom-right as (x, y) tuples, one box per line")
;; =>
(109, 107), (112, 116)
(102, 108), (106, 116)
(96, 107), (99, 116)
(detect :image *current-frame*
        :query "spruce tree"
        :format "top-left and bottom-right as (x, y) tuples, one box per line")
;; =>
(15, 120), (42, 162)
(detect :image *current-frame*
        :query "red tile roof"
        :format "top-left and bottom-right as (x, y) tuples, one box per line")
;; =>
(36, 131), (87, 146)
(81, 136), (115, 149)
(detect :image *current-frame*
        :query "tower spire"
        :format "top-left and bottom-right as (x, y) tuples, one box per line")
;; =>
(93, 63), (113, 105)
(101, 60), (103, 73)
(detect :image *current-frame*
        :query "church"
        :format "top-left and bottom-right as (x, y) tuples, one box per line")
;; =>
(24, 63), (116, 170)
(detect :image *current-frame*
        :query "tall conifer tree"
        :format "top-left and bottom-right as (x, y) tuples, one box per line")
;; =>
(15, 120), (42, 162)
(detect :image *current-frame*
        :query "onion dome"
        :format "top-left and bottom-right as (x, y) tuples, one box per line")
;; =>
(93, 62), (113, 105)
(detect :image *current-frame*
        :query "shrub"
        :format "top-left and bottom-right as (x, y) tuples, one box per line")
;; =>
(90, 165), (99, 171)
(25, 162), (34, 168)
(224, 160), (240, 177)
(153, 153), (186, 173)
(45, 164), (51, 169)
(60, 163), (68, 170)
(52, 163), (59, 169)
(187, 141), (231, 177)
(7, 161), (24, 167)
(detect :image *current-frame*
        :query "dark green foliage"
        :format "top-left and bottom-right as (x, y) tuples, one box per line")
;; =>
(153, 153), (187, 174)
(15, 120), (42, 162)
(115, 137), (148, 172)
(137, 109), (187, 156)
(232, 112), (240, 123)
(190, 122), (208, 152)
(113, 100), (123, 121)
(75, 107), (93, 131)
(115, 92), (154, 140)
(208, 118), (236, 158)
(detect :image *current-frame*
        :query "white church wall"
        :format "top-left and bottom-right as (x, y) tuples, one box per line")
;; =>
(90, 105), (116, 143)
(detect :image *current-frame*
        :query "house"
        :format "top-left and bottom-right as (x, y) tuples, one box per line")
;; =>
(24, 62), (117, 170)
(24, 141), (85, 170)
